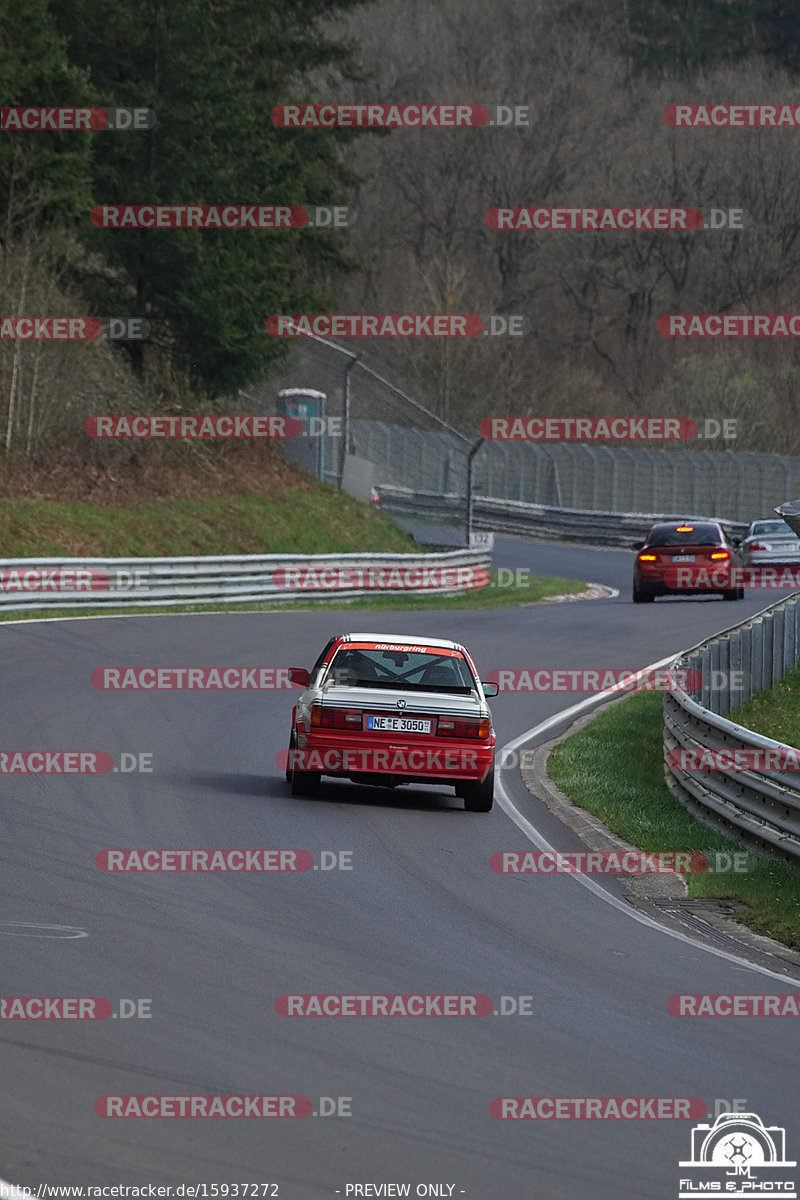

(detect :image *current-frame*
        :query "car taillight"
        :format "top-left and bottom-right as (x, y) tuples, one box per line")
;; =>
(749, 542), (766, 551)
(310, 705), (362, 729)
(437, 717), (491, 740)
(638, 553), (657, 562)
(710, 551), (729, 560)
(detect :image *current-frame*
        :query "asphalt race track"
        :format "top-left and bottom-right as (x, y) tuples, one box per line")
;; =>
(2, 538), (798, 1197)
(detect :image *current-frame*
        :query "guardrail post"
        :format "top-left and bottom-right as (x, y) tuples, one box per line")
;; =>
(698, 646), (711, 706)
(728, 630), (743, 710)
(466, 437), (485, 546)
(709, 641), (721, 714)
(782, 595), (796, 672)
(772, 607), (785, 688)
(717, 635), (731, 715)
(740, 622), (752, 705)
(338, 354), (361, 489)
(762, 613), (775, 690)
(750, 619), (763, 696)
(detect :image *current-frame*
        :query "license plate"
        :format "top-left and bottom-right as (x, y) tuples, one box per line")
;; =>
(366, 715), (432, 733)
(671, 555), (695, 562)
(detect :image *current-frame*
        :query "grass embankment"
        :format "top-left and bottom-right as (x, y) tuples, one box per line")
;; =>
(0, 490), (417, 557)
(0, 489), (587, 619)
(547, 691), (800, 949)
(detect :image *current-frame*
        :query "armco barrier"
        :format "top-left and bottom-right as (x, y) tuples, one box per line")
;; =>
(664, 592), (800, 862)
(374, 486), (748, 547)
(0, 548), (491, 611)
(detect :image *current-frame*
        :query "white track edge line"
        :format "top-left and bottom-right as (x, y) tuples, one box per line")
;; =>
(495, 654), (800, 988)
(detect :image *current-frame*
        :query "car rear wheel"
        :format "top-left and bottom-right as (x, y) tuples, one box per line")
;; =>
(632, 583), (654, 603)
(285, 729), (296, 783)
(462, 771), (494, 812)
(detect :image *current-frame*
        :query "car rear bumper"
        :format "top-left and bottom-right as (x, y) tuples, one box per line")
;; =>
(293, 731), (494, 782)
(745, 554), (800, 567)
(635, 566), (736, 593)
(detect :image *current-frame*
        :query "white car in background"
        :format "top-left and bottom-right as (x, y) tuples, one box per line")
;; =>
(742, 519), (800, 567)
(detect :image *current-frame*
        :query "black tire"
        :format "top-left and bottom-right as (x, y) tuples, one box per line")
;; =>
(463, 771), (494, 812)
(632, 582), (654, 603)
(290, 767), (321, 797)
(723, 588), (744, 601)
(285, 729), (296, 783)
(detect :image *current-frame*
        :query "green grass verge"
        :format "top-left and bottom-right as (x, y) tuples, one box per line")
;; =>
(729, 660), (800, 747)
(0, 490), (419, 557)
(547, 690), (800, 949)
(0, 570), (587, 622)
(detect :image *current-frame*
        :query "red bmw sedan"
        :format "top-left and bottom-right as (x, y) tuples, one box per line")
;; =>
(285, 632), (497, 811)
(632, 521), (744, 603)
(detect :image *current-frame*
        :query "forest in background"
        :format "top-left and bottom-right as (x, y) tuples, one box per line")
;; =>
(3, 0), (800, 460)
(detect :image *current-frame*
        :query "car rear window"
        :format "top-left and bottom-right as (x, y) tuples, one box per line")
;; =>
(647, 524), (722, 546)
(750, 521), (793, 537)
(326, 646), (475, 693)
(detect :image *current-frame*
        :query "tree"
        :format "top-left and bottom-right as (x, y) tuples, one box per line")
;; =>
(52, 0), (371, 394)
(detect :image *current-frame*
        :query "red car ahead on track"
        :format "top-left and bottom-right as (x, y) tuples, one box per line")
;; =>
(285, 632), (498, 811)
(632, 520), (744, 603)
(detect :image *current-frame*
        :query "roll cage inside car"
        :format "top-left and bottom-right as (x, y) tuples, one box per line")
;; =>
(323, 645), (476, 694)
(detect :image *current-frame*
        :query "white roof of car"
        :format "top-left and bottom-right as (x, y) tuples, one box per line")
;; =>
(341, 632), (463, 650)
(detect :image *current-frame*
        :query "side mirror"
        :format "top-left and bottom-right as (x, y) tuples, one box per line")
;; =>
(481, 680), (499, 697)
(288, 667), (310, 688)
(631, 541), (644, 551)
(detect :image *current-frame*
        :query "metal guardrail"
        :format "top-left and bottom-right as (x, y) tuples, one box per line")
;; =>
(375, 486), (749, 547)
(664, 592), (800, 862)
(0, 548), (491, 611)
